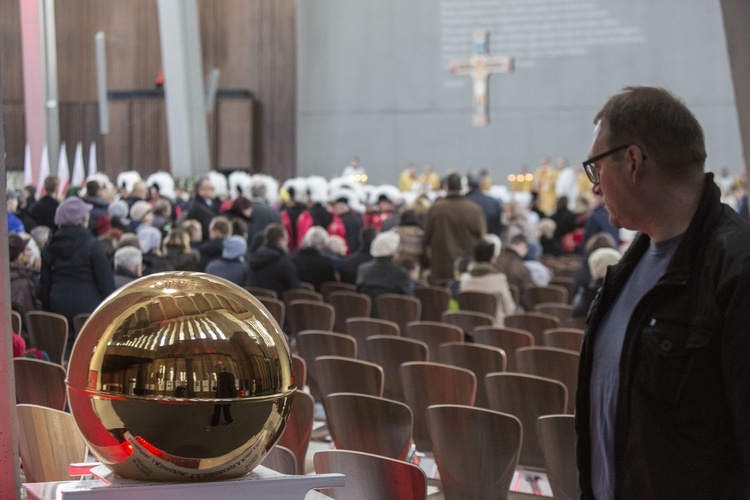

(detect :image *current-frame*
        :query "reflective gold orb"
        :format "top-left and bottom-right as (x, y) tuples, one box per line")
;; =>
(67, 272), (296, 481)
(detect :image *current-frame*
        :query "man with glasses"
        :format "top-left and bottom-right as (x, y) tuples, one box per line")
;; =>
(576, 86), (750, 499)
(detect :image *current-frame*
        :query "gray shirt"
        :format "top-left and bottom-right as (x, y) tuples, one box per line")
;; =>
(590, 234), (682, 500)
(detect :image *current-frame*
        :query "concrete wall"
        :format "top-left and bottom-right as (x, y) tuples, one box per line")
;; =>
(297, 0), (742, 185)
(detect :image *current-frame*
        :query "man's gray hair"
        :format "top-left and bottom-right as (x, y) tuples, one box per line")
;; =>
(302, 226), (329, 251)
(114, 246), (142, 274)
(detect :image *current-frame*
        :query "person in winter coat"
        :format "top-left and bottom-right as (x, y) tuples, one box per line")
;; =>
(290, 227), (336, 291)
(205, 235), (249, 287)
(39, 197), (115, 356)
(248, 223), (300, 297)
(8, 233), (39, 338)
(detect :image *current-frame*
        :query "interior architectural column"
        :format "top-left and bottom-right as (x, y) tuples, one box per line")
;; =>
(720, 0), (750, 179)
(157, 0), (211, 179)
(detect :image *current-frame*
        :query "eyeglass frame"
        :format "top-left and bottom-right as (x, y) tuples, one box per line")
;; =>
(581, 144), (631, 184)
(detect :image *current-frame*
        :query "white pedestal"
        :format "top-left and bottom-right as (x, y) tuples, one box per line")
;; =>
(23, 465), (344, 500)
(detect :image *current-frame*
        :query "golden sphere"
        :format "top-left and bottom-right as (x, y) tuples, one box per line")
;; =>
(67, 272), (296, 481)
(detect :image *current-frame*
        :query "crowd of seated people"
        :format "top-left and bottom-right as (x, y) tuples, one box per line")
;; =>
(7, 166), (743, 361)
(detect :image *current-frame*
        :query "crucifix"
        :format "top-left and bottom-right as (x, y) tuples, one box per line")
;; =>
(449, 29), (514, 127)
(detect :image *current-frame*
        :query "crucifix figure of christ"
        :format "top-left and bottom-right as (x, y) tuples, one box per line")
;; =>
(449, 29), (514, 127)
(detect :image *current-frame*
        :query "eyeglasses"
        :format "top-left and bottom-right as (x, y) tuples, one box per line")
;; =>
(581, 144), (630, 184)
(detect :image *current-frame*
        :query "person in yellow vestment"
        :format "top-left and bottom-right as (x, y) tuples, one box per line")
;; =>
(534, 155), (558, 216)
(418, 164), (441, 192)
(398, 163), (418, 192)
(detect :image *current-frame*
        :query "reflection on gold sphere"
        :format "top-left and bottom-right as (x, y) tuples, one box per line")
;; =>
(66, 272), (296, 482)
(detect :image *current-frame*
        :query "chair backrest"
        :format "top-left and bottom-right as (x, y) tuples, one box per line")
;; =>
(325, 393), (413, 460)
(258, 297), (286, 328)
(278, 391), (315, 475)
(441, 310), (495, 339)
(438, 342), (506, 409)
(243, 285), (278, 299)
(11, 310), (22, 335)
(522, 285), (569, 309)
(286, 300), (335, 338)
(473, 326), (535, 372)
(375, 294), (421, 334)
(16, 404), (88, 483)
(346, 317), (400, 360)
(72, 313), (91, 337)
(299, 281), (316, 291)
(533, 302), (572, 324)
(399, 361), (476, 452)
(543, 328), (584, 352)
(537, 415), (579, 500)
(515, 346), (580, 414)
(426, 404), (521, 500)
(314, 449), (427, 500)
(456, 290), (498, 317)
(485, 373), (567, 469)
(283, 288), (324, 306)
(549, 277), (576, 303)
(315, 356), (384, 399)
(261, 445), (297, 475)
(329, 291), (372, 333)
(14, 358), (67, 410)
(365, 336), (428, 403)
(413, 286), (451, 322)
(320, 281), (357, 302)
(503, 312), (560, 345)
(291, 354), (307, 391)
(298, 331), (356, 401)
(404, 321), (463, 361)
(24, 311), (69, 365)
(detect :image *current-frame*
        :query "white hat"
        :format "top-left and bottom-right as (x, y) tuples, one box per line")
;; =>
(371, 231), (400, 258)
(588, 247), (622, 279)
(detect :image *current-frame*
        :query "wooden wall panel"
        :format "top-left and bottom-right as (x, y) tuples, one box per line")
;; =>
(2, 104), (25, 169)
(1, 0), (295, 181)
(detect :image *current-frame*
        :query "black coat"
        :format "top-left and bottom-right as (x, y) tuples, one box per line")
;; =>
(185, 196), (220, 241)
(356, 257), (412, 316)
(40, 225), (115, 324)
(29, 195), (59, 231)
(339, 249), (373, 284)
(465, 188), (504, 237)
(290, 247), (336, 291)
(248, 245), (300, 297)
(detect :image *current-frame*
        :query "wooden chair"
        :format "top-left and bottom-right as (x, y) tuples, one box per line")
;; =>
(258, 297), (285, 328)
(315, 356), (384, 399)
(543, 328), (584, 352)
(426, 404), (522, 500)
(72, 313), (91, 337)
(399, 361), (476, 453)
(297, 331), (356, 401)
(16, 404), (88, 483)
(314, 449), (427, 500)
(537, 415), (579, 500)
(291, 353), (307, 392)
(549, 277), (576, 303)
(243, 285), (278, 299)
(533, 302), (573, 324)
(522, 284), (569, 310)
(366, 336), (428, 403)
(438, 342), (506, 409)
(346, 317), (400, 360)
(278, 391), (315, 475)
(485, 373), (567, 470)
(11, 310), (22, 335)
(320, 281), (356, 302)
(441, 310), (495, 340)
(404, 321), (463, 361)
(24, 311), (69, 365)
(375, 294), (421, 334)
(516, 347), (580, 414)
(329, 291), (371, 333)
(14, 358), (67, 410)
(261, 445), (297, 475)
(286, 300), (334, 339)
(325, 393), (413, 460)
(456, 290), (498, 317)
(503, 312), (560, 346)
(299, 281), (316, 291)
(473, 326), (535, 373)
(413, 286), (451, 322)
(283, 288), (324, 306)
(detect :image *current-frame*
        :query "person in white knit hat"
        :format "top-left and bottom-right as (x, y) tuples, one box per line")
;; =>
(356, 231), (411, 317)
